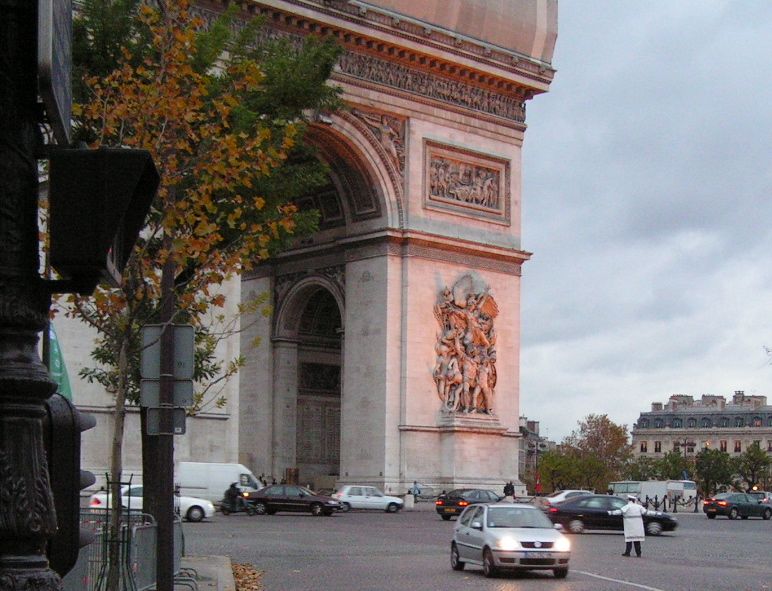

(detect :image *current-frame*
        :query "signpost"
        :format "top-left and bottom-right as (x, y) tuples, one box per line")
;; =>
(38, 0), (72, 145)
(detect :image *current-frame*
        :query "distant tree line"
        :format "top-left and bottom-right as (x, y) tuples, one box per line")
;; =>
(524, 414), (771, 496)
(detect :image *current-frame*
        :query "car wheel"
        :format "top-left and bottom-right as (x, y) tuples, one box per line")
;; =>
(246, 505), (257, 516)
(554, 567), (568, 579)
(186, 506), (205, 523)
(482, 548), (497, 578)
(568, 519), (585, 534)
(645, 521), (663, 536)
(253, 502), (267, 515)
(450, 543), (465, 571)
(341, 503), (351, 513)
(441, 515), (452, 521)
(310, 503), (323, 516)
(763, 508), (771, 521)
(386, 503), (400, 513)
(728, 507), (739, 520)
(706, 513), (716, 519)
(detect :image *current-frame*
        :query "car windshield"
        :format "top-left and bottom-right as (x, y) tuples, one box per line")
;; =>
(299, 487), (315, 496)
(486, 507), (553, 529)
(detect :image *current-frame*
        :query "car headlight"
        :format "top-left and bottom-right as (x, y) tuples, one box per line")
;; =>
(496, 536), (520, 551)
(554, 536), (571, 552)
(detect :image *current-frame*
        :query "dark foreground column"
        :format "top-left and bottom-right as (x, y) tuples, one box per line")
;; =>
(0, 0), (61, 589)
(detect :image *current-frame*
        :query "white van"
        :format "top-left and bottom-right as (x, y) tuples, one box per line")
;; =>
(176, 462), (262, 503)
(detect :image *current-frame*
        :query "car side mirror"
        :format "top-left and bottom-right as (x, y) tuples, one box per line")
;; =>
(471, 521), (483, 530)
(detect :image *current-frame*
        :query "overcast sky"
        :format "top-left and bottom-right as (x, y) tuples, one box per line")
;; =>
(519, 1), (772, 442)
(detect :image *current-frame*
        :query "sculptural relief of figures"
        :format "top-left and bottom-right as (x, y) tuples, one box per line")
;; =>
(433, 276), (498, 415)
(429, 156), (500, 210)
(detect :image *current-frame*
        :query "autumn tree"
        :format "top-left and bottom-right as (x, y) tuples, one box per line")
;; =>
(561, 414), (632, 491)
(623, 455), (659, 481)
(694, 448), (733, 496)
(735, 442), (771, 491)
(655, 450), (692, 480)
(67, 1), (341, 583)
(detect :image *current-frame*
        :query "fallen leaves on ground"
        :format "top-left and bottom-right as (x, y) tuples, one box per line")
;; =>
(232, 562), (264, 591)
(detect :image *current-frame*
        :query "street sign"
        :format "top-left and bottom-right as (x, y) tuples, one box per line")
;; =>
(38, 0), (72, 145)
(146, 408), (186, 436)
(140, 324), (195, 380)
(140, 379), (194, 408)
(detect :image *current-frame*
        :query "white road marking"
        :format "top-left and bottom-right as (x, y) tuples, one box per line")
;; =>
(575, 570), (670, 591)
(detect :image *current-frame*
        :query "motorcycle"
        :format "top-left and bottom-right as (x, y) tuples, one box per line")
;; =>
(220, 490), (257, 516)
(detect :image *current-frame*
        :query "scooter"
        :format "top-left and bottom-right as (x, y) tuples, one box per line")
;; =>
(220, 491), (257, 516)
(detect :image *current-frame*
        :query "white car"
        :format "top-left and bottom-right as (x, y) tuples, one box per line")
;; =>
(332, 485), (404, 512)
(451, 503), (571, 579)
(89, 484), (216, 522)
(538, 489), (593, 507)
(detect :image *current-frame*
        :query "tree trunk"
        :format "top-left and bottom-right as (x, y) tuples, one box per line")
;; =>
(106, 337), (129, 591)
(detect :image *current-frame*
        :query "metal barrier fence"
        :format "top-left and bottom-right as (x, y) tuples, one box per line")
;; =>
(62, 510), (189, 591)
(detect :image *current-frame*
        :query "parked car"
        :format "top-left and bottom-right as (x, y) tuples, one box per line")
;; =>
(435, 489), (503, 520)
(89, 484), (216, 522)
(250, 484), (341, 516)
(747, 490), (772, 505)
(450, 503), (571, 579)
(535, 489), (593, 508)
(332, 485), (403, 512)
(703, 492), (772, 520)
(546, 494), (678, 535)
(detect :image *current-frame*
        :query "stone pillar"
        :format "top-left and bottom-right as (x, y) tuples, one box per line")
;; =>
(272, 340), (298, 479)
(0, 0), (61, 588)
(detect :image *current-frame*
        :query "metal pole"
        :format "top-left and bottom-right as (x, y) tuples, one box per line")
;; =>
(0, 0), (61, 588)
(156, 250), (175, 591)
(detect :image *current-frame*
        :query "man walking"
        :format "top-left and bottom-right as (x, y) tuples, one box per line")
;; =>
(608, 495), (648, 557)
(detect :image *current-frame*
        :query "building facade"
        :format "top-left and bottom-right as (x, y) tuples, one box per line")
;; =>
(631, 391), (772, 459)
(61, 0), (558, 493)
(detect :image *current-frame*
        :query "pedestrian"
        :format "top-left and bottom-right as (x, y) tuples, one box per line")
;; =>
(608, 495), (648, 557)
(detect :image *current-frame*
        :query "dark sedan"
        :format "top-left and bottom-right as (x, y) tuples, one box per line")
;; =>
(250, 485), (342, 516)
(546, 494), (678, 535)
(435, 489), (502, 520)
(703, 493), (772, 520)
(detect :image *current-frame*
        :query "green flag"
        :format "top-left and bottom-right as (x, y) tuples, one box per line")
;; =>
(49, 325), (73, 400)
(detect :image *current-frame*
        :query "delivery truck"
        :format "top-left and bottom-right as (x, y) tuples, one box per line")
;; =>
(176, 462), (262, 503)
(610, 479), (697, 502)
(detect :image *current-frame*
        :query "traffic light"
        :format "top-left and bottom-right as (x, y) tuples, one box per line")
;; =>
(42, 393), (97, 577)
(49, 147), (159, 294)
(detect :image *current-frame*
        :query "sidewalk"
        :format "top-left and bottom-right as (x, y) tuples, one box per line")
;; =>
(180, 555), (235, 591)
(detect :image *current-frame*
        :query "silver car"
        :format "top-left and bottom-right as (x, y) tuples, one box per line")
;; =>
(451, 503), (571, 578)
(332, 485), (403, 512)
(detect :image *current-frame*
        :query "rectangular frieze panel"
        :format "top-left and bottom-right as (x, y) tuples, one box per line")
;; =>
(423, 140), (510, 224)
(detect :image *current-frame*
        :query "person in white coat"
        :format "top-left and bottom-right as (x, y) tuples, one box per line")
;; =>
(608, 495), (648, 557)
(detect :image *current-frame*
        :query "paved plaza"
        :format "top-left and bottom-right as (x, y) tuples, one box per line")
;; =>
(182, 503), (771, 591)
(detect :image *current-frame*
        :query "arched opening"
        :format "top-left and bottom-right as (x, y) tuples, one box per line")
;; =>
(294, 288), (342, 487)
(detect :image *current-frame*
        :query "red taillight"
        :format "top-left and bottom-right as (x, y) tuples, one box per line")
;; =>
(549, 507), (558, 513)
(717, 500), (728, 507)
(458, 500), (470, 507)
(90, 498), (102, 507)
(435, 499), (444, 506)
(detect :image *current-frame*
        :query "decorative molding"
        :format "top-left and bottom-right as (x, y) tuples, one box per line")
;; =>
(423, 140), (510, 224)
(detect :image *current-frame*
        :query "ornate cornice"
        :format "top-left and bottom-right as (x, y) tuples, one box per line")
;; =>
(194, 1), (544, 125)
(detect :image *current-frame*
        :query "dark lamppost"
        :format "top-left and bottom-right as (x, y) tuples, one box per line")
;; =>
(672, 437), (695, 513)
(0, 1), (60, 588)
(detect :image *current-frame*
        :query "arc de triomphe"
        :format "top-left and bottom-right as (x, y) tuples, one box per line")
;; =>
(229, 0), (557, 494)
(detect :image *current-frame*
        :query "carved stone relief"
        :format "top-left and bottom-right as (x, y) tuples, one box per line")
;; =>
(424, 141), (510, 223)
(433, 275), (498, 415)
(349, 108), (406, 177)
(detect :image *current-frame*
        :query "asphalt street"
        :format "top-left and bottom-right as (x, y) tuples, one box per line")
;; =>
(182, 503), (771, 591)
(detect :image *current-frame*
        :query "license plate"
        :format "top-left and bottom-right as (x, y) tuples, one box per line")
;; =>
(524, 551), (553, 558)
(444, 508), (456, 513)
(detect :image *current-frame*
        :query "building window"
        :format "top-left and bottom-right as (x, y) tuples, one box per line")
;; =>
(640, 441), (647, 453)
(654, 419), (663, 428)
(719, 417), (729, 428)
(720, 440), (727, 452)
(767, 440), (772, 452)
(734, 440), (742, 453)
(639, 418), (649, 428)
(735, 417), (744, 428)
(751, 416), (762, 427)
(768, 416), (772, 427)
(673, 442), (680, 452)
(672, 418), (683, 428)
(654, 441), (661, 453)
(701, 418), (712, 428)
(753, 440), (761, 449)
(687, 418), (697, 428)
